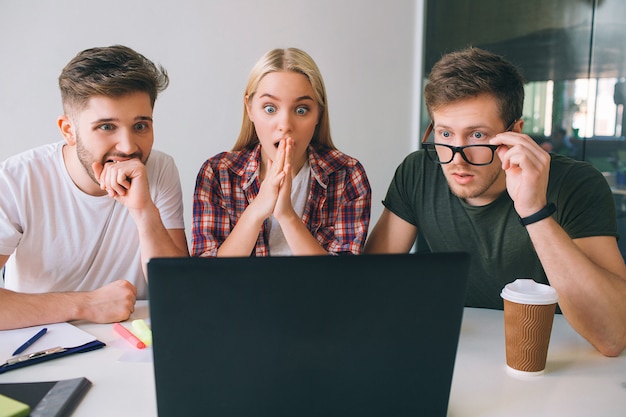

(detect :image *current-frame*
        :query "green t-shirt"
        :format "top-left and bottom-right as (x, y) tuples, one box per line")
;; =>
(383, 151), (618, 309)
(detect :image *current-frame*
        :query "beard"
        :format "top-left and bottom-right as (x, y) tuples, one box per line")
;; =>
(76, 136), (101, 185)
(75, 133), (146, 186)
(443, 163), (504, 201)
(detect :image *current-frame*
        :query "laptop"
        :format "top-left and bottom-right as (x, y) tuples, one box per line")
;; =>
(148, 252), (470, 417)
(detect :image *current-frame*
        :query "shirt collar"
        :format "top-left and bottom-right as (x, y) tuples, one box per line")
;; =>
(236, 145), (261, 191)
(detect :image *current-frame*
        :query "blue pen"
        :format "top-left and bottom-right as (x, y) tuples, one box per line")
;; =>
(12, 327), (47, 356)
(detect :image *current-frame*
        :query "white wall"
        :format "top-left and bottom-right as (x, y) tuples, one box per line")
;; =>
(0, 0), (423, 245)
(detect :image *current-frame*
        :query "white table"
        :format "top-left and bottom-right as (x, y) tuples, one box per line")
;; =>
(0, 302), (156, 416)
(448, 308), (626, 417)
(1, 303), (624, 416)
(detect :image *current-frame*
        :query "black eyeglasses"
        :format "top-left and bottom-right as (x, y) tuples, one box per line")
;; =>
(421, 120), (516, 166)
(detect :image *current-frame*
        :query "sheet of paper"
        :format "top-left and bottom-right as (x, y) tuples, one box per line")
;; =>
(0, 323), (96, 362)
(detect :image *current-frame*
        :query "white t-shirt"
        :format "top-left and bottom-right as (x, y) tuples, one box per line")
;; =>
(0, 142), (185, 299)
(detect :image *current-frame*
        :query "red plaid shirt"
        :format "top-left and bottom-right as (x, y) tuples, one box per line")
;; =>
(192, 144), (371, 256)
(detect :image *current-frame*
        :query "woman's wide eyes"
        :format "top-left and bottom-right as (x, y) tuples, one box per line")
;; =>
(263, 105), (309, 115)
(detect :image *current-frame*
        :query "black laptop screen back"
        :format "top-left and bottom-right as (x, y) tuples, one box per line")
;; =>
(148, 253), (470, 417)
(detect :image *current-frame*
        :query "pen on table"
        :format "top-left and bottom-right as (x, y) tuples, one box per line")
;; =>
(113, 322), (146, 349)
(131, 319), (153, 347)
(12, 327), (47, 356)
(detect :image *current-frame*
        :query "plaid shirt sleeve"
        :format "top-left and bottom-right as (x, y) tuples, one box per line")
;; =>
(192, 156), (231, 257)
(328, 160), (371, 254)
(307, 151), (372, 255)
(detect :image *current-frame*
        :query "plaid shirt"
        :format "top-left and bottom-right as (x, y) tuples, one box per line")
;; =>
(192, 144), (371, 256)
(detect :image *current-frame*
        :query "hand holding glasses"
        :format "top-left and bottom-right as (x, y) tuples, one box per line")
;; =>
(421, 121), (516, 166)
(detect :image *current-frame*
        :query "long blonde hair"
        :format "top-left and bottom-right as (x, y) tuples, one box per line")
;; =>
(233, 48), (335, 151)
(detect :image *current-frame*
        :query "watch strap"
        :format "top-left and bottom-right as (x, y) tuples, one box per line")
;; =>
(518, 203), (556, 226)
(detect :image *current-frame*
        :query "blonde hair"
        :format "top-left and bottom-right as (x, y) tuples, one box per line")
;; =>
(233, 48), (335, 151)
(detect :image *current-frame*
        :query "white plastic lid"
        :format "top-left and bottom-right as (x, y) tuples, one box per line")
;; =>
(500, 279), (558, 305)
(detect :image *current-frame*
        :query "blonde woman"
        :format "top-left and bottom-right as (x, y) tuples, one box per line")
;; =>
(192, 48), (371, 256)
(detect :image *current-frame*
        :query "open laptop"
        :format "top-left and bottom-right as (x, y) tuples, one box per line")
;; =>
(148, 252), (470, 417)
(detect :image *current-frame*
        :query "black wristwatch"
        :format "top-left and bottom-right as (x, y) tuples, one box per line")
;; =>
(518, 203), (556, 226)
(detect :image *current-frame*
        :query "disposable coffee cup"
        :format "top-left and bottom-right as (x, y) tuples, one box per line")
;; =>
(500, 279), (558, 376)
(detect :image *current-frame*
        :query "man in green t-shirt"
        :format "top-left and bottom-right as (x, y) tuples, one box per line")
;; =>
(365, 47), (626, 357)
